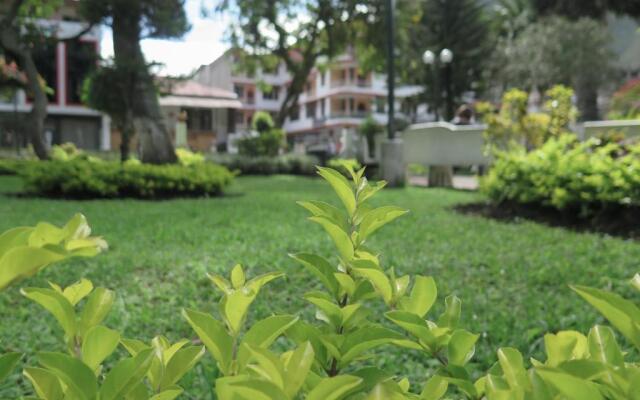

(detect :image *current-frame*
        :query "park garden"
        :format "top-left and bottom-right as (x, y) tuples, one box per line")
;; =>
(1, 0), (640, 399)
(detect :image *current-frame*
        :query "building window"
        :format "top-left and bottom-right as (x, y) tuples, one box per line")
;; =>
(185, 108), (212, 131)
(306, 102), (316, 119)
(66, 40), (97, 104)
(263, 85), (279, 100)
(31, 42), (58, 103)
(234, 84), (244, 98)
(291, 105), (300, 121)
(376, 97), (385, 113)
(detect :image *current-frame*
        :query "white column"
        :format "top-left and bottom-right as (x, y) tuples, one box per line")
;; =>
(100, 115), (111, 151)
(57, 42), (66, 105)
(325, 97), (331, 118)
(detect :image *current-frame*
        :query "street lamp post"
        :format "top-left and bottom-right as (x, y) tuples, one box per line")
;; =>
(422, 48), (453, 121)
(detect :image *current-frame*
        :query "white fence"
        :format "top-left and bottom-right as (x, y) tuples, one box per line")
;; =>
(359, 119), (640, 168)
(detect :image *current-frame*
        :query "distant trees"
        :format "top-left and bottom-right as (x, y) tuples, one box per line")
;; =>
(531, 0), (640, 20)
(80, 0), (189, 164)
(494, 16), (614, 120)
(217, 0), (358, 128)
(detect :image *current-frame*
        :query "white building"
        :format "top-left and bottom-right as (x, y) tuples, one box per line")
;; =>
(194, 48), (423, 156)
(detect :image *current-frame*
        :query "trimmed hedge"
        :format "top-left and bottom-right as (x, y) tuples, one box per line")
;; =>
(20, 160), (235, 198)
(482, 134), (640, 210)
(209, 153), (319, 176)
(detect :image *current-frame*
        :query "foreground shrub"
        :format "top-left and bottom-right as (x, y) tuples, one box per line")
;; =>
(327, 158), (362, 177)
(482, 134), (640, 210)
(210, 153), (319, 176)
(20, 160), (235, 198)
(3, 167), (640, 399)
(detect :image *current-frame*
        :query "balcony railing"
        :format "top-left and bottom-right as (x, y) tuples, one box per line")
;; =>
(330, 79), (372, 89)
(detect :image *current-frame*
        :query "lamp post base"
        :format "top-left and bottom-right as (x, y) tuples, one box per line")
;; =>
(381, 138), (405, 187)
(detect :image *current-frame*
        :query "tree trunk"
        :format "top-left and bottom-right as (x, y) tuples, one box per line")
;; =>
(0, 25), (49, 159)
(576, 81), (599, 121)
(112, 9), (176, 164)
(428, 165), (453, 188)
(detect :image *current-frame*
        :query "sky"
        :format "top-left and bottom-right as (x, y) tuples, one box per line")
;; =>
(100, 0), (230, 76)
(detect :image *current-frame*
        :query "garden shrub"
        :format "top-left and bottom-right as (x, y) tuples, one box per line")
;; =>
(2, 166), (640, 399)
(175, 148), (205, 166)
(482, 134), (640, 210)
(210, 153), (319, 176)
(480, 85), (577, 153)
(20, 160), (235, 198)
(50, 142), (102, 163)
(237, 112), (285, 157)
(0, 158), (24, 175)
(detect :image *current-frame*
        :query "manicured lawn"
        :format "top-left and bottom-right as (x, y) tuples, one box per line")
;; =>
(1, 174), (639, 397)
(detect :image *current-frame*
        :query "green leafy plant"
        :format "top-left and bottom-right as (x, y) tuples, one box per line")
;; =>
(20, 160), (234, 198)
(0, 213), (106, 291)
(175, 148), (205, 166)
(482, 133), (640, 211)
(50, 143), (102, 163)
(209, 153), (319, 176)
(237, 112), (285, 157)
(327, 158), (362, 178)
(481, 86), (577, 153)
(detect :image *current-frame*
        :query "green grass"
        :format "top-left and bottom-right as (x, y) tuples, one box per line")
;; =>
(1, 174), (639, 398)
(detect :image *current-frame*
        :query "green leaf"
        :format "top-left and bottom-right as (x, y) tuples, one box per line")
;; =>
(305, 292), (343, 328)
(334, 272), (356, 298)
(366, 381), (407, 400)
(421, 375), (448, 400)
(352, 260), (393, 305)
(182, 308), (233, 375)
(358, 180), (386, 204)
(398, 276), (437, 318)
(340, 326), (405, 367)
(309, 216), (354, 261)
(23, 367), (64, 400)
(359, 206), (408, 240)
(0, 352), (21, 383)
(149, 386), (183, 400)
(289, 253), (339, 296)
(37, 352), (98, 400)
(220, 289), (255, 334)
(242, 315), (299, 348)
(297, 201), (349, 232)
(496, 347), (530, 390)
(1, 247), (66, 291)
(231, 264), (246, 289)
(60, 278), (94, 306)
(544, 331), (588, 367)
(306, 375), (363, 400)
(22, 287), (77, 339)
(0, 226), (32, 258)
(572, 285), (640, 349)
(78, 287), (115, 337)
(99, 349), (154, 400)
(244, 344), (285, 389)
(632, 274), (640, 292)
(246, 272), (284, 293)
(437, 296), (461, 329)
(216, 375), (288, 400)
(535, 368), (604, 400)
(161, 345), (205, 390)
(283, 342), (314, 398)
(588, 325), (624, 368)
(317, 167), (356, 216)
(385, 311), (435, 348)
(82, 325), (120, 372)
(447, 330), (479, 366)
(207, 273), (231, 294)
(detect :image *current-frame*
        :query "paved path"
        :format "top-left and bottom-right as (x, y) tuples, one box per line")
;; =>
(408, 175), (479, 190)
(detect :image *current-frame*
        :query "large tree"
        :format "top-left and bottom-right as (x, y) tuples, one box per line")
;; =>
(80, 0), (189, 164)
(218, 0), (359, 127)
(0, 0), (86, 159)
(496, 16), (614, 120)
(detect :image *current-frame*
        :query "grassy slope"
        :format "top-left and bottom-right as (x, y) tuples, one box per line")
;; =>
(1, 175), (639, 397)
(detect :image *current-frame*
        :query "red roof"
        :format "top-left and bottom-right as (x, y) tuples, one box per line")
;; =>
(169, 80), (237, 99)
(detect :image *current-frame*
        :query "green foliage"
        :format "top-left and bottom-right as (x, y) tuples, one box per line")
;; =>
(607, 79), (640, 120)
(481, 85), (577, 152)
(482, 134), (640, 210)
(0, 159), (25, 175)
(0, 213), (106, 291)
(327, 159), (363, 178)
(238, 113), (285, 157)
(50, 143), (102, 163)
(210, 153), (319, 176)
(20, 160), (234, 198)
(175, 148), (204, 166)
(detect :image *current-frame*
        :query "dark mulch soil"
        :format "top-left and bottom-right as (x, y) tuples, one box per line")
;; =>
(455, 201), (640, 240)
